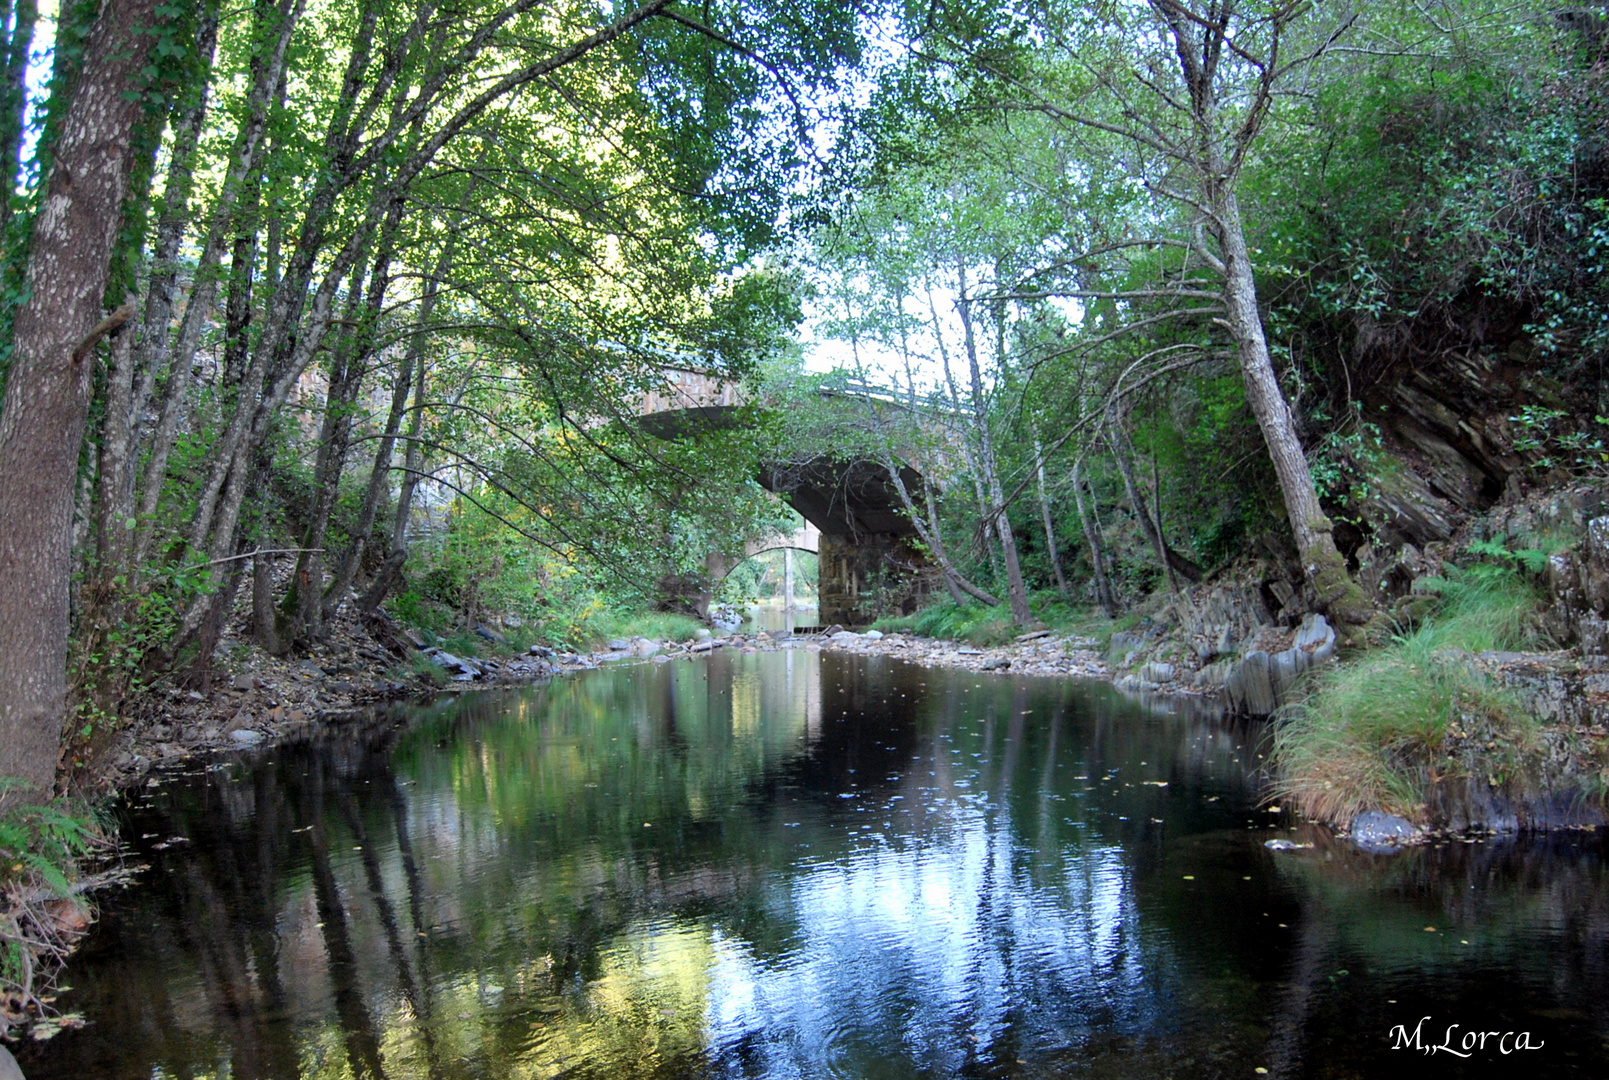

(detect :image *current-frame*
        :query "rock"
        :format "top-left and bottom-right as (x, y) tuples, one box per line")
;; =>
(1, 1042), (26, 1080)
(1350, 810), (1423, 852)
(1016, 629), (1054, 642)
(1223, 613), (1337, 717)
(979, 657), (1011, 671)
(528, 644), (553, 657)
(232, 674), (256, 691)
(956, 646), (984, 656)
(1264, 839), (1313, 851)
(502, 614), (523, 628)
(186, 690), (206, 702)
(327, 680), (355, 694)
(1139, 661), (1175, 683)
(709, 602), (742, 633)
(229, 730), (264, 746)
(429, 650), (479, 677)
(474, 624), (506, 644)
(633, 638), (661, 657)
(607, 638), (632, 651)
(862, 629), (884, 640)
(822, 624), (844, 636)
(830, 630), (861, 642)
(694, 628), (712, 641)
(1224, 651), (1277, 715)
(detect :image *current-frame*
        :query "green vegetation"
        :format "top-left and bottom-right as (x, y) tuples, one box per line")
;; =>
(873, 595), (1119, 648)
(569, 611), (707, 651)
(1272, 561), (1546, 824)
(1, 793), (107, 1036)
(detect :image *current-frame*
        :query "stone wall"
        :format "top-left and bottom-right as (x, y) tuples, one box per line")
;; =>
(817, 531), (934, 627)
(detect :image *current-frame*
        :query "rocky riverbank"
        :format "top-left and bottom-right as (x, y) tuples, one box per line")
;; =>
(813, 625), (1113, 678)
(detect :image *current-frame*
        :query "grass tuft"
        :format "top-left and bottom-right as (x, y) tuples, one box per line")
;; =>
(1271, 564), (1543, 825)
(572, 610), (707, 650)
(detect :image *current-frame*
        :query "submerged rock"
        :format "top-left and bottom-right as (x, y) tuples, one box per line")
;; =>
(1264, 839), (1314, 851)
(1350, 811), (1424, 853)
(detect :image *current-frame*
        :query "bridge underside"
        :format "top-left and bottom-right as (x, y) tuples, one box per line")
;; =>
(761, 460), (935, 627)
(635, 394), (936, 627)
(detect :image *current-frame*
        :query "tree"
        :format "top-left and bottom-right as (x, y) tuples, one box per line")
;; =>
(0, 0), (169, 804)
(882, 0), (1377, 632)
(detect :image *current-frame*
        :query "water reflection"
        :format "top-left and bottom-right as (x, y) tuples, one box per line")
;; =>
(21, 652), (1609, 1078)
(741, 604), (817, 635)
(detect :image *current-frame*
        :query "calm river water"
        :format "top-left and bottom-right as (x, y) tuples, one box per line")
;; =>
(19, 650), (1609, 1078)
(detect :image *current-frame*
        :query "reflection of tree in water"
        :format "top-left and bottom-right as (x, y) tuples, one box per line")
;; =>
(23, 653), (1609, 1079)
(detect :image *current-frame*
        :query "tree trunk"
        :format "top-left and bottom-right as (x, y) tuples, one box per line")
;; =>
(357, 327), (431, 618)
(955, 263), (1032, 625)
(132, 0), (302, 568)
(883, 453), (1000, 606)
(0, 0), (162, 804)
(1034, 439), (1068, 596)
(1071, 460), (1117, 617)
(1151, 0), (1374, 632)
(1212, 188), (1372, 627)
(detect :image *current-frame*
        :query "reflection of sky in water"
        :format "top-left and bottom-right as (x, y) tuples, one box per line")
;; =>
(700, 818), (1160, 1077)
(24, 649), (1609, 1080)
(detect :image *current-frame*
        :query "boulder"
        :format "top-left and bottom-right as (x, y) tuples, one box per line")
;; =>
(1223, 613), (1337, 717)
(1138, 661), (1175, 684)
(862, 629), (884, 640)
(1350, 810), (1423, 853)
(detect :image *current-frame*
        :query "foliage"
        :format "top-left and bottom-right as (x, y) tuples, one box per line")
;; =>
(1, 793), (107, 1037)
(873, 592), (1108, 648)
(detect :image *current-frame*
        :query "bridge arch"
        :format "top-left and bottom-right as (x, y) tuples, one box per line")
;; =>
(636, 372), (939, 625)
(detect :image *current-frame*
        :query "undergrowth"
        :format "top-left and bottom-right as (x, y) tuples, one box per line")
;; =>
(572, 611), (706, 650)
(872, 594), (1112, 647)
(1271, 561), (1544, 825)
(1, 792), (110, 1039)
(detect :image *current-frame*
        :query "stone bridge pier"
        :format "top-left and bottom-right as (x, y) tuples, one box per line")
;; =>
(763, 459), (935, 627)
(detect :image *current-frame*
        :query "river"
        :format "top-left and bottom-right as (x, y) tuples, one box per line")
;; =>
(18, 650), (1609, 1078)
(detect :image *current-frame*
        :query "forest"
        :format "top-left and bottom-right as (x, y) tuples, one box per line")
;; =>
(1, 0), (1608, 1045)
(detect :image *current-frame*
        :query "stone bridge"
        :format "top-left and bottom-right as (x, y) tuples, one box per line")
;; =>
(638, 368), (936, 626)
